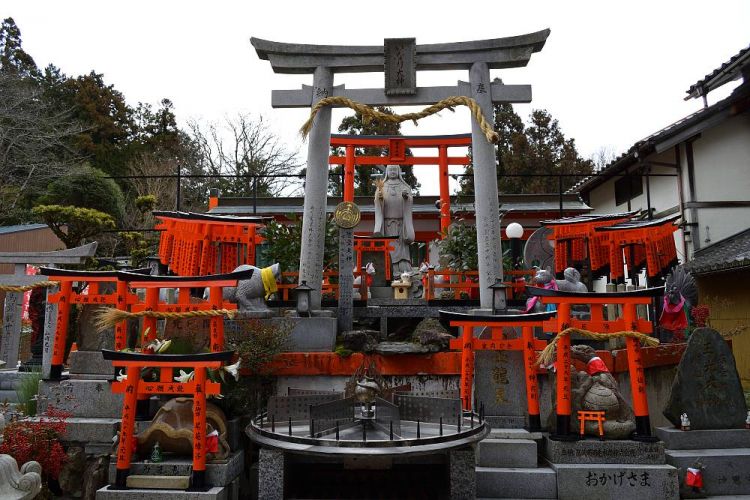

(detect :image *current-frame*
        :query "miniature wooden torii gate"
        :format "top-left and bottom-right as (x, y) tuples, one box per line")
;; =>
(252, 30), (550, 310)
(155, 211), (267, 276)
(329, 134), (472, 233)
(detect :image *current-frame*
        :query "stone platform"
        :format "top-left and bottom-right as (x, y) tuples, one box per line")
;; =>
(540, 436), (678, 499)
(655, 426), (750, 449)
(551, 463), (679, 500)
(38, 378), (123, 418)
(543, 437), (666, 464)
(107, 451), (244, 488)
(96, 481), (238, 500)
(657, 427), (750, 497)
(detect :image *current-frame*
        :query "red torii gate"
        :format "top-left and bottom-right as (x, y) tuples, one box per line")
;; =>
(155, 211), (268, 276)
(541, 212), (636, 277)
(329, 134), (472, 234)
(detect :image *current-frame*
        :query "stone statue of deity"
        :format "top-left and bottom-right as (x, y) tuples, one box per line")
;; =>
(374, 165), (416, 280)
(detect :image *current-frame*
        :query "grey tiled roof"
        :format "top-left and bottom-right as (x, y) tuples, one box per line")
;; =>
(685, 44), (750, 100)
(684, 228), (750, 275)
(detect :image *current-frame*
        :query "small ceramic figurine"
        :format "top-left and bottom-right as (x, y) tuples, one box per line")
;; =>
(685, 460), (704, 493)
(680, 413), (691, 431)
(150, 441), (163, 463)
(745, 410), (750, 430)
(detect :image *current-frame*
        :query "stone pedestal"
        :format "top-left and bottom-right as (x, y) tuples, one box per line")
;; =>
(38, 379), (123, 418)
(107, 451), (244, 488)
(449, 447), (476, 500)
(544, 438), (665, 464)
(551, 463), (679, 500)
(656, 427), (750, 497)
(258, 448), (284, 500)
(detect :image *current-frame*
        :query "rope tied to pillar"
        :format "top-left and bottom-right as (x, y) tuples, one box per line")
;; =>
(300, 96), (500, 145)
(0, 281), (59, 293)
(94, 307), (238, 332)
(536, 328), (660, 367)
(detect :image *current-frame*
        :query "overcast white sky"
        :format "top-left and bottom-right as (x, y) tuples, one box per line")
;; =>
(3, 1), (749, 195)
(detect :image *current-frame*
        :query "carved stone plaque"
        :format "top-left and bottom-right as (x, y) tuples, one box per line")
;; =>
(384, 38), (416, 96)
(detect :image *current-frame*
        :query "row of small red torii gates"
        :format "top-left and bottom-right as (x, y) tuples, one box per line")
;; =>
(440, 285), (662, 441)
(42, 266), (252, 489)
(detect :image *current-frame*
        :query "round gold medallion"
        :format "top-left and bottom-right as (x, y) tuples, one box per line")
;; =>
(333, 201), (361, 229)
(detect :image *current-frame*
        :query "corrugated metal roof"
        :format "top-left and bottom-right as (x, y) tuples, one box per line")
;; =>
(0, 224), (48, 235)
(685, 44), (750, 100)
(684, 228), (750, 275)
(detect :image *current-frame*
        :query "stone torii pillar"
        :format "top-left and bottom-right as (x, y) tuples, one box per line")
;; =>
(252, 31), (549, 310)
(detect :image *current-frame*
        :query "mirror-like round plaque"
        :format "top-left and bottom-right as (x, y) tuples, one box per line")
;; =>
(333, 202), (361, 229)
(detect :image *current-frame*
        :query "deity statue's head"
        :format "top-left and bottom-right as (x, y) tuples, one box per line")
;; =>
(385, 165), (401, 180)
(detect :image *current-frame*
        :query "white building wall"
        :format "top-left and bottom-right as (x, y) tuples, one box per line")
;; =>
(689, 113), (750, 248)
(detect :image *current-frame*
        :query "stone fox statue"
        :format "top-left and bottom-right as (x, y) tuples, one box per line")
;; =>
(373, 165), (416, 278)
(204, 263), (281, 316)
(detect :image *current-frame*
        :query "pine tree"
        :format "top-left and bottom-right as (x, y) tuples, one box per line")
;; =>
(459, 104), (593, 195)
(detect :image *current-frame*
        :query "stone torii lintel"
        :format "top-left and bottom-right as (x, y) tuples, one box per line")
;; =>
(250, 29), (550, 74)
(271, 80), (532, 108)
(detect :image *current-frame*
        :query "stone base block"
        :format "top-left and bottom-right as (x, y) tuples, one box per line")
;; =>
(656, 426), (750, 450)
(665, 448), (750, 497)
(449, 447), (476, 500)
(544, 437), (665, 464)
(258, 448), (284, 500)
(476, 466), (557, 499)
(69, 351), (114, 378)
(96, 485), (231, 500)
(551, 463), (679, 500)
(126, 475), (190, 489)
(0, 389), (18, 403)
(478, 438), (537, 467)
(484, 415), (527, 429)
(284, 317), (336, 351)
(489, 427), (543, 440)
(38, 379), (123, 418)
(108, 451), (244, 487)
(54, 417), (120, 444)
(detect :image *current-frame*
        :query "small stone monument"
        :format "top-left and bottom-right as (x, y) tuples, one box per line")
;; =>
(663, 327), (748, 429)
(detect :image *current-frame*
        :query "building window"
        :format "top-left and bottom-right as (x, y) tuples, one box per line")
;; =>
(614, 173), (643, 206)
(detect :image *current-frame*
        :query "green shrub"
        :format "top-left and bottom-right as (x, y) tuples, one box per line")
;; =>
(15, 369), (42, 416)
(40, 165), (125, 222)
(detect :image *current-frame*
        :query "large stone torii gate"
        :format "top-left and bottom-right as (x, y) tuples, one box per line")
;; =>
(251, 30), (550, 310)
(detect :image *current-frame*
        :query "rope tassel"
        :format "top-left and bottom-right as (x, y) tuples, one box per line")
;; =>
(300, 96), (500, 145)
(536, 328), (660, 367)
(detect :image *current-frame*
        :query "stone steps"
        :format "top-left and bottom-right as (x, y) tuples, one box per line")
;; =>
(656, 426), (750, 450)
(665, 447), (750, 497)
(476, 466), (557, 499)
(478, 438), (538, 468)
